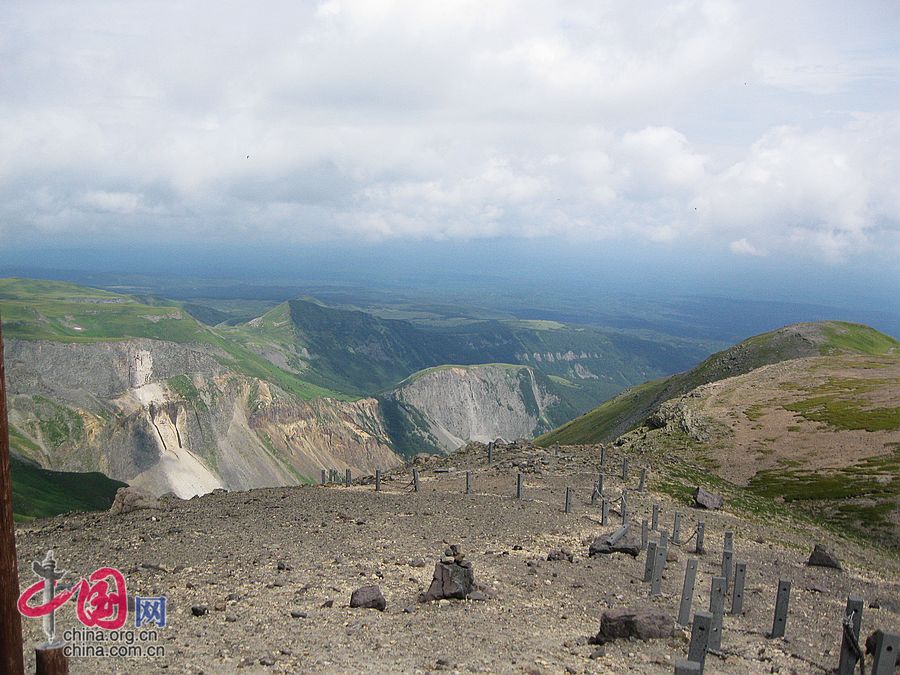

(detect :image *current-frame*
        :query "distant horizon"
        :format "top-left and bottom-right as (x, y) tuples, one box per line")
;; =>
(2, 240), (898, 341)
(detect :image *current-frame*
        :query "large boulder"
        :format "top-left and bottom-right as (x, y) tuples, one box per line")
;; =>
(109, 486), (163, 515)
(594, 608), (673, 642)
(589, 524), (642, 557)
(349, 585), (386, 611)
(807, 544), (842, 571)
(692, 487), (724, 510)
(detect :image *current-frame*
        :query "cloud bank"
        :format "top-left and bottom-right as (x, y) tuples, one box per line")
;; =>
(1, 0), (898, 262)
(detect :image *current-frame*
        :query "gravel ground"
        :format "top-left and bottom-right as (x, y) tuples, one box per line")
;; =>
(13, 444), (900, 673)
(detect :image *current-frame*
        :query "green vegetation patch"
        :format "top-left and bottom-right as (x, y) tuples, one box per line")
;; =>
(783, 376), (900, 432)
(747, 449), (899, 546)
(33, 396), (85, 448)
(168, 375), (208, 411)
(11, 456), (126, 521)
(745, 404), (767, 421)
(819, 322), (900, 356)
(536, 379), (667, 446)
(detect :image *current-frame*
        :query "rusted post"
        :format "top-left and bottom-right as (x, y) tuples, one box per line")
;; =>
(35, 643), (68, 674)
(412, 468), (420, 492)
(0, 318), (26, 675)
(375, 469), (382, 492)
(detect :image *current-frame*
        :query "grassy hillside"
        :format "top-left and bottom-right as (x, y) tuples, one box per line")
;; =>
(537, 321), (899, 446)
(11, 455), (126, 521)
(625, 352), (900, 548)
(0, 278), (344, 401)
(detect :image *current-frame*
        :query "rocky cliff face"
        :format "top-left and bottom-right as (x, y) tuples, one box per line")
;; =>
(388, 364), (561, 452)
(5, 339), (403, 498)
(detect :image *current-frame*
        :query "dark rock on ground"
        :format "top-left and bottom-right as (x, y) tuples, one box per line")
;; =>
(593, 608), (673, 642)
(420, 547), (476, 601)
(109, 486), (164, 515)
(350, 584), (387, 611)
(191, 605), (209, 617)
(589, 524), (641, 557)
(807, 544), (842, 570)
(547, 547), (574, 562)
(692, 487), (724, 510)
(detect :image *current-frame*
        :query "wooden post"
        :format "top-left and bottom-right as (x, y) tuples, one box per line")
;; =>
(465, 471), (472, 494)
(638, 467), (647, 491)
(643, 542), (657, 582)
(650, 529), (668, 596)
(345, 468), (352, 486)
(871, 631), (899, 674)
(487, 441), (493, 464)
(641, 519), (648, 551)
(600, 446), (606, 467)
(721, 549), (733, 594)
(35, 642), (68, 675)
(516, 472), (523, 499)
(708, 576), (726, 651)
(672, 512), (682, 545)
(597, 473), (604, 496)
(678, 558), (698, 626)
(601, 498), (609, 525)
(651, 502), (659, 531)
(731, 562), (746, 616)
(837, 596), (863, 675)
(687, 610), (712, 671)
(770, 579), (791, 639)
(320, 469), (327, 484)
(620, 491), (628, 524)
(696, 521), (705, 554)
(674, 660), (701, 674)
(564, 487), (572, 514)
(0, 318), (26, 675)
(375, 469), (382, 492)
(412, 468), (420, 492)
(621, 456), (629, 481)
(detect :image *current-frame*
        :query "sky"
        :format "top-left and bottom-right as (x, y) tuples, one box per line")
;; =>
(0, 1), (899, 303)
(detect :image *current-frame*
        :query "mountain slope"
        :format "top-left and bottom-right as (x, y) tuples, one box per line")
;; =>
(617, 351), (900, 546)
(537, 321), (899, 446)
(10, 455), (126, 521)
(1, 279), (404, 506)
(380, 364), (574, 454)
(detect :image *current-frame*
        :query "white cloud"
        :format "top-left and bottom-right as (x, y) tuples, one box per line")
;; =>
(729, 238), (765, 256)
(0, 0), (897, 263)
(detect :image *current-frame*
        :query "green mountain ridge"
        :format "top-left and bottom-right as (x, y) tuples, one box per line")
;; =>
(537, 321), (900, 447)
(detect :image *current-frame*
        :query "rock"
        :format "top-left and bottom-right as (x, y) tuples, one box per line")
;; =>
(225, 613), (238, 622)
(191, 605), (209, 617)
(109, 487), (163, 515)
(806, 544), (842, 570)
(547, 547), (574, 562)
(290, 610), (308, 619)
(409, 558), (427, 567)
(259, 655), (275, 666)
(666, 548), (678, 563)
(321, 599), (334, 608)
(594, 608), (673, 642)
(420, 549), (476, 601)
(350, 585), (386, 611)
(213, 602), (226, 612)
(692, 487), (724, 510)
(589, 646), (606, 659)
(589, 525), (642, 557)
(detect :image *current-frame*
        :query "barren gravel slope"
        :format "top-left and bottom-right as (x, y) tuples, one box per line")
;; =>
(14, 443), (900, 674)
